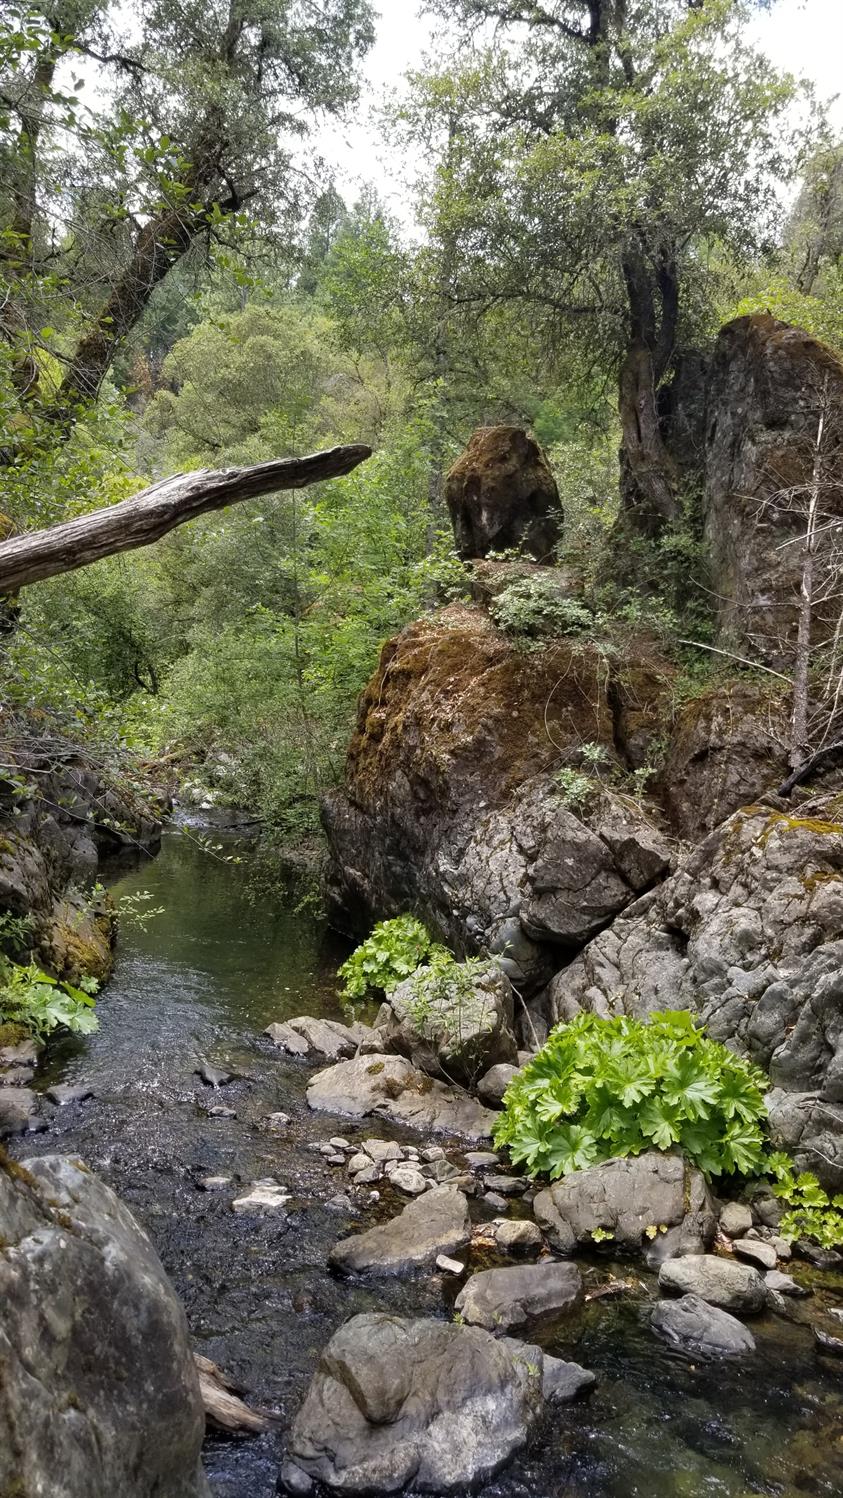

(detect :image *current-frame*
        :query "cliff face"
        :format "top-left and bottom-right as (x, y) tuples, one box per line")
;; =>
(0, 723), (163, 981)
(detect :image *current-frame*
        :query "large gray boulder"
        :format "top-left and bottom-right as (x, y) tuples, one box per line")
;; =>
(280, 1312), (547, 1495)
(659, 1254), (767, 1314)
(0, 1153), (209, 1498)
(306, 1053), (497, 1140)
(546, 800), (843, 1189)
(328, 1186), (470, 1277)
(533, 1152), (715, 1256)
(379, 961), (517, 1083)
(454, 1261), (583, 1335)
(651, 1294), (756, 1359)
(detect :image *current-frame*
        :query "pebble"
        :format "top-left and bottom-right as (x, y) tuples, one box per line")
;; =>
(465, 1151), (500, 1170)
(491, 1218), (543, 1255)
(266, 1111), (290, 1130)
(436, 1254), (465, 1276)
(317, 1143), (337, 1158)
(420, 1146), (446, 1163)
(386, 1165), (428, 1196)
(347, 1152), (375, 1175)
(771, 1236), (792, 1261)
(484, 1192), (510, 1213)
(207, 1105), (236, 1119)
(198, 1175), (232, 1191)
(326, 1154), (346, 1166)
(326, 1193), (354, 1213)
(401, 1145), (420, 1159)
(765, 1270), (810, 1297)
(734, 1237), (778, 1271)
(353, 1165), (381, 1185)
(362, 1139), (402, 1164)
(329, 1137), (351, 1151)
(484, 1174), (527, 1197)
(719, 1201), (753, 1239)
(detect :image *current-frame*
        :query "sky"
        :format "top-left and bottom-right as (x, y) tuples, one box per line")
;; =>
(316, 0), (843, 228)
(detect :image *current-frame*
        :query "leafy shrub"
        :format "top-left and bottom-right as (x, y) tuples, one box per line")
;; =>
(553, 767), (597, 812)
(767, 1154), (843, 1248)
(489, 577), (595, 642)
(494, 1010), (769, 1180)
(338, 915), (449, 1003)
(0, 959), (99, 1041)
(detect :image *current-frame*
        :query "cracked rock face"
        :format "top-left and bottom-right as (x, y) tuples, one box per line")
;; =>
(280, 1312), (547, 1495)
(547, 801), (843, 1188)
(0, 1153), (209, 1498)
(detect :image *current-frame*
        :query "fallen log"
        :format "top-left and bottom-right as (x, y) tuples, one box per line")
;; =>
(0, 443), (372, 594)
(194, 1352), (279, 1434)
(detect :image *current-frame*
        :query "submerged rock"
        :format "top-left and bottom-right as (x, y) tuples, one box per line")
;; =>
(659, 1255), (767, 1314)
(280, 1312), (547, 1495)
(454, 1261), (583, 1335)
(533, 1152), (715, 1256)
(0, 1085), (39, 1135)
(0, 1153), (209, 1497)
(231, 1180), (290, 1215)
(306, 1054), (497, 1141)
(328, 1186), (470, 1277)
(651, 1294), (756, 1360)
(195, 1061), (234, 1088)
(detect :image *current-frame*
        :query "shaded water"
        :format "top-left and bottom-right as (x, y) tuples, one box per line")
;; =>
(18, 834), (843, 1498)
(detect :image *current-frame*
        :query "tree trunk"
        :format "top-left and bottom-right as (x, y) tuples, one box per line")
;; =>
(618, 341), (679, 529)
(0, 445), (371, 594)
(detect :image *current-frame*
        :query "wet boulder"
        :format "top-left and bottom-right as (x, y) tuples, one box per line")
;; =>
(454, 1261), (583, 1335)
(658, 1254), (767, 1314)
(445, 425), (561, 562)
(532, 1152), (715, 1257)
(306, 1053), (497, 1141)
(0, 1153), (209, 1498)
(378, 961), (517, 1083)
(328, 1185), (470, 1277)
(265, 1015), (371, 1062)
(280, 1312), (547, 1496)
(651, 1294), (756, 1359)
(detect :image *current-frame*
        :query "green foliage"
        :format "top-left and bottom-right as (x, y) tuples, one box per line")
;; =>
(494, 1010), (770, 1180)
(337, 915), (449, 1003)
(766, 1154), (843, 1249)
(0, 912), (35, 959)
(552, 768), (597, 813)
(0, 959), (99, 1042)
(490, 577), (595, 643)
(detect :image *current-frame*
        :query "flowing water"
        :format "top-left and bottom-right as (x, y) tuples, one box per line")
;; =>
(17, 832), (843, 1498)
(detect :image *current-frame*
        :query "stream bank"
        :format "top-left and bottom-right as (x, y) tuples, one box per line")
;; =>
(14, 832), (843, 1498)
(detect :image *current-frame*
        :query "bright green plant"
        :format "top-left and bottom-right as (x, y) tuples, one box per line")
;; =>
(494, 1010), (769, 1180)
(0, 959), (99, 1042)
(766, 1154), (843, 1248)
(337, 915), (450, 1003)
(489, 577), (595, 643)
(553, 767), (597, 812)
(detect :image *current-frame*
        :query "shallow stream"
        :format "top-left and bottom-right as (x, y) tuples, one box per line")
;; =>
(18, 833), (843, 1498)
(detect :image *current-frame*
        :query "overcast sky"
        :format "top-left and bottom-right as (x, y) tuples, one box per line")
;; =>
(316, 0), (843, 227)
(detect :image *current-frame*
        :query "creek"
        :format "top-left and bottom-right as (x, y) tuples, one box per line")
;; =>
(20, 832), (843, 1498)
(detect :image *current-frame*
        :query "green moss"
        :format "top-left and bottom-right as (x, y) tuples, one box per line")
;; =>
(0, 1022), (28, 1048)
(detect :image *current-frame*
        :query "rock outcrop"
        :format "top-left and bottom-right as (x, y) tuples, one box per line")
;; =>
(445, 426), (562, 562)
(0, 1152), (209, 1497)
(546, 800), (843, 1187)
(704, 314), (843, 668)
(280, 1312), (549, 1496)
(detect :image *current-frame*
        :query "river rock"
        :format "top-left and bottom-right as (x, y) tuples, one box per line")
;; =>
(651, 1294), (756, 1360)
(483, 1173), (527, 1197)
(195, 1061), (233, 1088)
(0, 1084), (39, 1134)
(445, 425), (562, 562)
(659, 1255), (767, 1314)
(0, 1153), (209, 1497)
(454, 1261), (583, 1334)
(384, 1163), (429, 1195)
(306, 1054), (497, 1140)
(231, 1181), (290, 1214)
(329, 1186), (471, 1277)
(361, 1137), (402, 1164)
(437, 1254), (465, 1275)
(265, 1015), (370, 1062)
(477, 1062), (519, 1107)
(539, 1353), (597, 1403)
(765, 1269), (810, 1297)
(547, 798), (843, 1190)
(465, 1150), (500, 1170)
(734, 1237), (778, 1271)
(380, 961), (517, 1084)
(487, 1218), (543, 1256)
(533, 1152), (714, 1256)
(719, 1201), (754, 1239)
(47, 1082), (95, 1106)
(280, 1312), (547, 1496)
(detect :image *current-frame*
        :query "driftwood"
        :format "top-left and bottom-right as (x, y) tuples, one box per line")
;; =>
(0, 443), (372, 594)
(194, 1352), (279, 1434)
